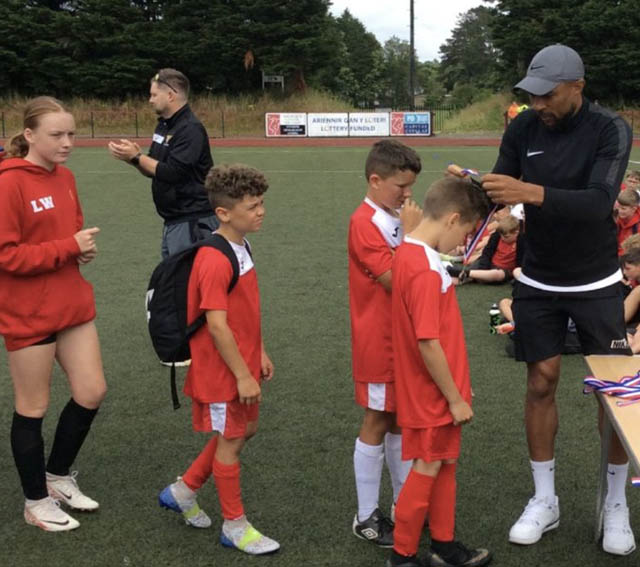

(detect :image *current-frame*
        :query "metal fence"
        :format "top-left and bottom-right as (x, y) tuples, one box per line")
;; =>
(0, 104), (465, 139)
(2, 105), (638, 139)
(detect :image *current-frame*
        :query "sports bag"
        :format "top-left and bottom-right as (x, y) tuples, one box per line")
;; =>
(146, 233), (249, 408)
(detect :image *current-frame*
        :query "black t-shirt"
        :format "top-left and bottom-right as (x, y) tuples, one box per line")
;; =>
(493, 98), (631, 288)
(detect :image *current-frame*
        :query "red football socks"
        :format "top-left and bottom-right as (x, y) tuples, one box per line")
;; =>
(428, 462), (457, 542)
(182, 435), (218, 491)
(393, 468), (436, 557)
(212, 458), (244, 520)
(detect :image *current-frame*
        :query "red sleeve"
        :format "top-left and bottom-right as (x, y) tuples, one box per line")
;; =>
(349, 216), (393, 278)
(197, 249), (234, 312)
(406, 269), (442, 340)
(72, 176), (84, 231)
(0, 175), (80, 276)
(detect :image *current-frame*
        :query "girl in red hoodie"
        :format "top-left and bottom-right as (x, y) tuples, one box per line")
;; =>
(0, 97), (106, 532)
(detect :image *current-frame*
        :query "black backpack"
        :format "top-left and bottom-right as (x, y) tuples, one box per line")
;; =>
(146, 233), (250, 409)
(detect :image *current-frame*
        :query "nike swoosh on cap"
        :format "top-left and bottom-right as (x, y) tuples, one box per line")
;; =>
(530, 64), (545, 70)
(527, 150), (544, 157)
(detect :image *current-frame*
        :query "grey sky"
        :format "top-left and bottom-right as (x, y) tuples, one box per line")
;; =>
(329, 0), (485, 61)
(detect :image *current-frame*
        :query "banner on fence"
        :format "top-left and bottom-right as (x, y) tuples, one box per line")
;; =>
(348, 113), (390, 136)
(307, 113), (350, 137)
(265, 113), (307, 137)
(391, 112), (432, 136)
(265, 112), (433, 137)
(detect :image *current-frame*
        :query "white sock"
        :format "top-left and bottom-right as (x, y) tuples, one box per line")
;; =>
(605, 463), (629, 507)
(172, 477), (196, 503)
(223, 515), (249, 539)
(384, 433), (411, 503)
(531, 459), (555, 501)
(354, 438), (384, 522)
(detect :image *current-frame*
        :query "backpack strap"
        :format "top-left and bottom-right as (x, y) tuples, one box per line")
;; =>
(170, 233), (243, 409)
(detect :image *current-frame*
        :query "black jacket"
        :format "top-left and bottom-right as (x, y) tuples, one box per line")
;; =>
(149, 104), (213, 224)
(493, 98), (631, 287)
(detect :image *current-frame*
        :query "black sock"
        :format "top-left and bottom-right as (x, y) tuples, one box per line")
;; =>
(46, 399), (99, 476)
(11, 412), (47, 500)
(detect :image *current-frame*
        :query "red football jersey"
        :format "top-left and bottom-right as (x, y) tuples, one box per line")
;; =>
(492, 237), (517, 270)
(392, 237), (472, 428)
(183, 240), (262, 403)
(348, 198), (403, 383)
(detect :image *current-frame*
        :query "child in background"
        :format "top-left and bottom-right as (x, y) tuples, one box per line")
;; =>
(616, 189), (640, 256)
(450, 215), (524, 285)
(388, 176), (491, 567)
(158, 164), (279, 555)
(348, 140), (423, 547)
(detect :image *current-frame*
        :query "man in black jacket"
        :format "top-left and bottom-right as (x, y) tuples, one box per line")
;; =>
(481, 45), (635, 556)
(109, 68), (217, 259)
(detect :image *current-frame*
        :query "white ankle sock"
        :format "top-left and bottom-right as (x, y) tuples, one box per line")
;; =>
(605, 463), (629, 507)
(384, 433), (411, 503)
(172, 477), (196, 503)
(531, 459), (555, 501)
(354, 438), (384, 522)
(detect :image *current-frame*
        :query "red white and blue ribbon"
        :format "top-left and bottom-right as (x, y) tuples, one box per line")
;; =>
(583, 370), (640, 401)
(464, 204), (498, 264)
(632, 477), (640, 487)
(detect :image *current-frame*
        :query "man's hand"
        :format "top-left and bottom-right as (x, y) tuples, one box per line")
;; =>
(399, 198), (423, 234)
(261, 350), (275, 381)
(237, 375), (261, 405)
(449, 399), (473, 426)
(481, 173), (544, 206)
(108, 139), (141, 162)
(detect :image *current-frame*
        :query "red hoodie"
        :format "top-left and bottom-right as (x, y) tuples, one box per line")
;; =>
(616, 208), (640, 255)
(0, 158), (95, 350)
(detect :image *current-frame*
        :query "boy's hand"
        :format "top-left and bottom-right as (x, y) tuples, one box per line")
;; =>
(400, 198), (423, 233)
(237, 375), (261, 405)
(261, 351), (274, 381)
(449, 399), (473, 426)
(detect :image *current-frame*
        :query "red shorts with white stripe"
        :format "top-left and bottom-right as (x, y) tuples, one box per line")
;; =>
(402, 423), (461, 462)
(191, 399), (259, 439)
(354, 381), (396, 412)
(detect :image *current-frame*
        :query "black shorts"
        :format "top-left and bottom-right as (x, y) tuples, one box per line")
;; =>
(29, 333), (57, 347)
(511, 282), (631, 363)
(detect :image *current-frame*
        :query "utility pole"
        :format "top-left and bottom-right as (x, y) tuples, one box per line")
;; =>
(409, 0), (415, 110)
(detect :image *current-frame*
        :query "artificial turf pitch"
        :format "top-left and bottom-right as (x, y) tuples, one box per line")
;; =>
(0, 144), (639, 567)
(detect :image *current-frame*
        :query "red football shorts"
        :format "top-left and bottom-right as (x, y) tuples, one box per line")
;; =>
(402, 423), (461, 462)
(191, 399), (259, 439)
(354, 381), (396, 412)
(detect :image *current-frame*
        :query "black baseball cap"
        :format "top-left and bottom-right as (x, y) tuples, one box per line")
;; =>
(515, 44), (584, 96)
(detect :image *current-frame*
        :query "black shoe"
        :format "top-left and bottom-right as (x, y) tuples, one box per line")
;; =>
(426, 540), (492, 567)
(353, 508), (394, 547)
(386, 549), (423, 567)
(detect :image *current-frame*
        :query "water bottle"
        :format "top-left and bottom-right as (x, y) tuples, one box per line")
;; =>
(489, 303), (501, 334)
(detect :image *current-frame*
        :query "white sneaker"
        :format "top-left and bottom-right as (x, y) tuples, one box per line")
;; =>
(508, 496), (559, 545)
(160, 359), (191, 367)
(603, 502), (636, 555)
(24, 496), (80, 532)
(47, 471), (99, 511)
(158, 478), (211, 528)
(220, 516), (280, 555)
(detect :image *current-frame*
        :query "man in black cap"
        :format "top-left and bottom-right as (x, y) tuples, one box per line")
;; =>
(108, 68), (217, 259)
(481, 44), (635, 555)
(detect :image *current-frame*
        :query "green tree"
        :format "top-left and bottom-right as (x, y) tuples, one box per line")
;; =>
(333, 9), (384, 106)
(417, 60), (445, 105)
(379, 36), (413, 108)
(438, 6), (500, 92)
(490, 0), (640, 105)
